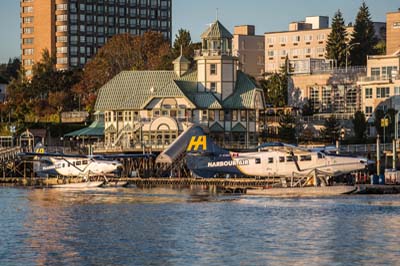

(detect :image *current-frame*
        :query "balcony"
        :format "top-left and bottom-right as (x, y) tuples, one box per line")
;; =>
(194, 49), (233, 57)
(357, 74), (400, 85)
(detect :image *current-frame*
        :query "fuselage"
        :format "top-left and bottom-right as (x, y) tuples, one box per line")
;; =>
(40, 157), (122, 177)
(187, 148), (370, 178)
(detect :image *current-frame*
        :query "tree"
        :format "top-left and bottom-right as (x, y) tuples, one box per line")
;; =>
(349, 2), (377, 66)
(326, 10), (348, 67)
(352, 111), (367, 142)
(74, 32), (172, 111)
(0, 58), (21, 82)
(320, 115), (341, 143)
(173, 29), (194, 60)
(5, 50), (81, 123)
(278, 113), (296, 142)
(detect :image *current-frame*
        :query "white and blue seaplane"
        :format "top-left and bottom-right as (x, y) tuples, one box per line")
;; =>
(19, 144), (151, 188)
(164, 126), (374, 193)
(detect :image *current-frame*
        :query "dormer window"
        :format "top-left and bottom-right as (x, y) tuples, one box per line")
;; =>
(210, 64), (217, 75)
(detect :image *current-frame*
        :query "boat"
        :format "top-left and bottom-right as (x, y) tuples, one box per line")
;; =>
(246, 185), (357, 197)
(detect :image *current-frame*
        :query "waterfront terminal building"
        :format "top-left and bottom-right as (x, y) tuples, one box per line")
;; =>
(94, 21), (266, 153)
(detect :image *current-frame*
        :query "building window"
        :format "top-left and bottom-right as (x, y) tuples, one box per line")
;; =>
(371, 67), (380, 77)
(292, 35), (300, 42)
(304, 35), (312, 42)
(210, 64), (217, 75)
(316, 34), (325, 40)
(57, 36), (67, 43)
(56, 25), (68, 32)
(23, 48), (34, 55)
(395, 86), (400, 95)
(365, 106), (373, 115)
(56, 14), (68, 22)
(209, 110), (215, 121)
(376, 87), (390, 98)
(279, 36), (287, 43)
(232, 110), (238, 121)
(23, 38), (34, 45)
(219, 110), (224, 121)
(267, 50), (274, 57)
(240, 110), (246, 122)
(266, 37), (275, 44)
(210, 82), (216, 92)
(57, 47), (68, 54)
(23, 17), (33, 23)
(56, 4), (67, 11)
(23, 59), (34, 66)
(57, 57), (68, 65)
(202, 110), (208, 121)
(365, 88), (372, 99)
(23, 27), (34, 34)
(23, 6), (33, 13)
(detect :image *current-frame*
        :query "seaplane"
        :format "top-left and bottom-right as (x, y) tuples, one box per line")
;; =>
(181, 127), (373, 187)
(18, 144), (151, 188)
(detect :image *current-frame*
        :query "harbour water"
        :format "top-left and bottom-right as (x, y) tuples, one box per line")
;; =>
(1, 187), (399, 266)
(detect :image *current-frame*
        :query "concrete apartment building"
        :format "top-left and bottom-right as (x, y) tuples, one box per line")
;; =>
(264, 16), (352, 73)
(20, 0), (172, 77)
(233, 25), (265, 79)
(357, 9), (400, 121)
(387, 9), (400, 55)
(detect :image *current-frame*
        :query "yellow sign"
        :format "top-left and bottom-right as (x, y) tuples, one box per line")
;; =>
(381, 118), (389, 127)
(187, 136), (207, 151)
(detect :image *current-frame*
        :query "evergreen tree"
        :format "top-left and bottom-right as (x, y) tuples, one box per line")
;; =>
(352, 111), (367, 143)
(326, 10), (348, 67)
(320, 115), (341, 143)
(278, 113), (296, 142)
(349, 2), (377, 66)
(173, 29), (193, 60)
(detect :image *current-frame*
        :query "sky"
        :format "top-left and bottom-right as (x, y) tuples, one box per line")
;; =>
(0, 0), (399, 63)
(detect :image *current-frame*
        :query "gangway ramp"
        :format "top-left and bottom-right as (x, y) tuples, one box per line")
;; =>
(156, 125), (208, 165)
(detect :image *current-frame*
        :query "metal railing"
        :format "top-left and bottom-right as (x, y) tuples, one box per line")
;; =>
(358, 74), (400, 83)
(194, 49), (232, 57)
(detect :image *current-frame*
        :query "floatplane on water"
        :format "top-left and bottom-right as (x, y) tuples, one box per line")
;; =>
(162, 126), (374, 195)
(18, 144), (151, 188)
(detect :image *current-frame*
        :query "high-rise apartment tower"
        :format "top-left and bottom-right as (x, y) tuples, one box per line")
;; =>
(21, 0), (172, 76)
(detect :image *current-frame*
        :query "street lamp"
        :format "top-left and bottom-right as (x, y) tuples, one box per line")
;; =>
(345, 42), (360, 73)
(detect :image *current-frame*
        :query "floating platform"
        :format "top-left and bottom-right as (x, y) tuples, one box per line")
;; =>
(246, 186), (357, 197)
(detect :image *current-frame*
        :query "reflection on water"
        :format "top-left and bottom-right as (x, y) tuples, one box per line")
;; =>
(0, 187), (399, 266)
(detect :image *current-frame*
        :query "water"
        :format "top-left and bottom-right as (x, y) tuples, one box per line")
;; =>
(0, 187), (399, 266)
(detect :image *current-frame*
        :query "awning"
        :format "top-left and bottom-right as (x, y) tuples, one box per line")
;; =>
(64, 120), (104, 137)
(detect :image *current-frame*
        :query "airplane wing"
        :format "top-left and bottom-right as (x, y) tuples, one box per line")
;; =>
(18, 152), (89, 158)
(93, 153), (156, 159)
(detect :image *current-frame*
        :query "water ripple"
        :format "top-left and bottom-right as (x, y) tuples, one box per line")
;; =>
(0, 188), (399, 265)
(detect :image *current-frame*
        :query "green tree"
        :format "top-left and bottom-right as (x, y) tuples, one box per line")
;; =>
(173, 29), (194, 59)
(349, 2), (377, 66)
(326, 10), (348, 67)
(74, 32), (172, 111)
(320, 115), (341, 143)
(0, 58), (21, 82)
(278, 113), (296, 142)
(352, 111), (367, 142)
(260, 74), (286, 107)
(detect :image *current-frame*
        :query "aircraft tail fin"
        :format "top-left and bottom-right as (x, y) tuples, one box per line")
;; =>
(34, 142), (46, 154)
